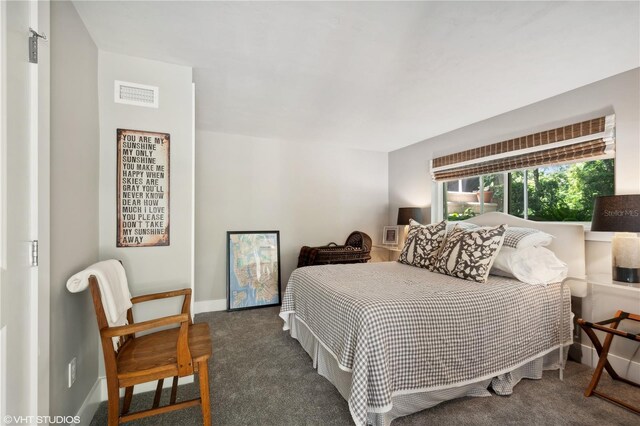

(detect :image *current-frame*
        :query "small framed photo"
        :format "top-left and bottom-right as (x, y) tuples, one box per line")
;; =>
(227, 231), (281, 311)
(382, 226), (399, 245)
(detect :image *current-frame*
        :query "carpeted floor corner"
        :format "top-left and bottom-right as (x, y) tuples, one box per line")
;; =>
(90, 306), (639, 425)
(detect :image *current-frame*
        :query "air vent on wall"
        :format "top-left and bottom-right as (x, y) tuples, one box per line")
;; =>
(114, 80), (159, 108)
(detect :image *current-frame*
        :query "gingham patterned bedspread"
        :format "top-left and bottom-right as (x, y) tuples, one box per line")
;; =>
(280, 261), (571, 426)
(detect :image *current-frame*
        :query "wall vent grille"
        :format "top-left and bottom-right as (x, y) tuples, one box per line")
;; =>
(114, 80), (159, 108)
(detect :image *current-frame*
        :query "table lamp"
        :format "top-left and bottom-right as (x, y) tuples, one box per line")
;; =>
(397, 207), (424, 249)
(590, 195), (640, 283)
(397, 207), (424, 226)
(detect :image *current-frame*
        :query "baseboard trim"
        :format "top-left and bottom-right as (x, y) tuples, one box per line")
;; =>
(76, 378), (102, 426)
(578, 343), (640, 382)
(194, 298), (226, 314)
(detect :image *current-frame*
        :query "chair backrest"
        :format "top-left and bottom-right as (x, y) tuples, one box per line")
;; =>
(88, 276), (135, 374)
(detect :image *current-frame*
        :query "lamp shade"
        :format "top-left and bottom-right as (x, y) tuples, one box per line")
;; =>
(397, 207), (423, 225)
(590, 195), (640, 232)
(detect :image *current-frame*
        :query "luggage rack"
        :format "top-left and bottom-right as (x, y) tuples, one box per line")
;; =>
(577, 310), (640, 414)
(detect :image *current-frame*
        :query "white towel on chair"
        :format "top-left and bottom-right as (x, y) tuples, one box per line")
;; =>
(66, 260), (132, 327)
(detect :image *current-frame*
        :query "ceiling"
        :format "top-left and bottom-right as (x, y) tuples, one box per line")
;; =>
(73, 1), (639, 152)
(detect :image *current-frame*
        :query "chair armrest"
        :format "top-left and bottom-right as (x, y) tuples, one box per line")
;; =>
(102, 313), (189, 338)
(131, 288), (193, 319)
(130, 288), (192, 304)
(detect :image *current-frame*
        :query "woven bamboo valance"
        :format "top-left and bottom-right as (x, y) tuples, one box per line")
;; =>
(431, 114), (615, 182)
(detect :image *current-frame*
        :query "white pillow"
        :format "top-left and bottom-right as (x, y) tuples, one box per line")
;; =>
(502, 227), (554, 249)
(491, 246), (568, 285)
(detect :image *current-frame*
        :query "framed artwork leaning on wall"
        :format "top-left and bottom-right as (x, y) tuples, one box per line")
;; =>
(227, 230), (282, 311)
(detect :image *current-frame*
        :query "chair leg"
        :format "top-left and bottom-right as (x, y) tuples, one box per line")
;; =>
(106, 380), (120, 426)
(121, 386), (134, 415)
(170, 376), (179, 404)
(152, 378), (164, 408)
(198, 360), (211, 426)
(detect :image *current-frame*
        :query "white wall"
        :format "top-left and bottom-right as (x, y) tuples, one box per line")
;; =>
(389, 68), (640, 221)
(97, 51), (193, 298)
(97, 52), (193, 380)
(388, 68), (640, 371)
(50, 0), (100, 418)
(195, 131), (389, 302)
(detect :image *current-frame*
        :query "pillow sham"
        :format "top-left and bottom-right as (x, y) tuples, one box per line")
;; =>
(445, 221), (479, 233)
(490, 246), (568, 285)
(397, 219), (446, 270)
(434, 224), (507, 283)
(502, 226), (553, 249)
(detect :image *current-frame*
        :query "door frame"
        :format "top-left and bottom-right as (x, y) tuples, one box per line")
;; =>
(31, 0), (51, 417)
(0, 0), (51, 416)
(0, 0), (6, 416)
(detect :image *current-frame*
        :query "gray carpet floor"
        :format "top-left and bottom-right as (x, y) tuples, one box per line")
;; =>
(90, 306), (640, 425)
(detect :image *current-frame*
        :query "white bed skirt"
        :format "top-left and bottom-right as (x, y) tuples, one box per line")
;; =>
(289, 313), (569, 426)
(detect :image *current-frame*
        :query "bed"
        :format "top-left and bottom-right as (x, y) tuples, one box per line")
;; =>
(279, 212), (585, 426)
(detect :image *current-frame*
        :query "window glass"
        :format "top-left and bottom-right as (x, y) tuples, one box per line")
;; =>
(527, 166), (569, 221)
(444, 177), (479, 221)
(482, 174), (505, 214)
(508, 171), (525, 218)
(528, 159), (614, 221)
(442, 159), (614, 222)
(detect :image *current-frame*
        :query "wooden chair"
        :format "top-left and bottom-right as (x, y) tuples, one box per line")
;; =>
(89, 276), (212, 425)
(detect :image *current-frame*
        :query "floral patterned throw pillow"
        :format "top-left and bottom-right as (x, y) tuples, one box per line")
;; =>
(397, 219), (446, 270)
(434, 224), (508, 283)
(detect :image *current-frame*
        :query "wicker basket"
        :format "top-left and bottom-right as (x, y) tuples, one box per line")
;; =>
(297, 231), (372, 267)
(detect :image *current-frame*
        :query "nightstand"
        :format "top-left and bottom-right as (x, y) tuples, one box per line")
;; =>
(588, 273), (640, 291)
(371, 245), (402, 262)
(575, 274), (640, 389)
(584, 274), (640, 325)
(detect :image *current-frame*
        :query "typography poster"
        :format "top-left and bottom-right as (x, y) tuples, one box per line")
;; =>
(117, 129), (170, 247)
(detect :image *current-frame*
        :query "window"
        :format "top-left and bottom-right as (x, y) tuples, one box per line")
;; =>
(432, 115), (616, 223)
(444, 174), (505, 221)
(442, 159), (614, 222)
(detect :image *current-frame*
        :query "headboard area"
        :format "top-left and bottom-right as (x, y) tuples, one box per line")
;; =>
(465, 212), (586, 279)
